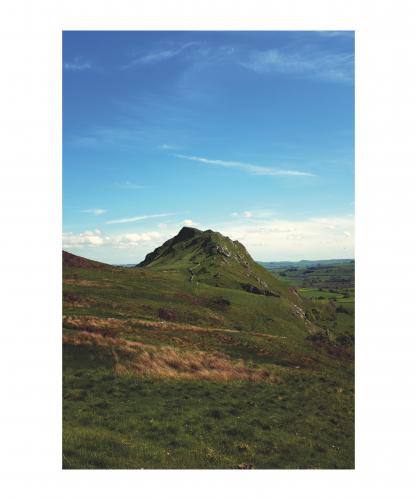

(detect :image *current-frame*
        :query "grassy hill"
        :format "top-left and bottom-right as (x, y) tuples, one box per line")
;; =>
(137, 227), (288, 296)
(63, 228), (354, 469)
(62, 250), (115, 270)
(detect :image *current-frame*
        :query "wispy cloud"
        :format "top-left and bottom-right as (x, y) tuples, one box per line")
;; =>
(123, 41), (238, 72)
(158, 144), (178, 150)
(70, 126), (144, 147)
(82, 208), (107, 216)
(231, 210), (276, 219)
(63, 60), (92, 71)
(114, 181), (146, 189)
(106, 213), (176, 225)
(123, 42), (202, 69)
(316, 31), (354, 38)
(241, 48), (354, 83)
(175, 154), (314, 177)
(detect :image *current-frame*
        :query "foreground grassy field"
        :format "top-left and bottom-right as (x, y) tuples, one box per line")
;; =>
(63, 239), (354, 469)
(63, 354), (353, 469)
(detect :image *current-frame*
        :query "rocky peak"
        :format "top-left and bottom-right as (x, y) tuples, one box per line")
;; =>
(176, 226), (202, 242)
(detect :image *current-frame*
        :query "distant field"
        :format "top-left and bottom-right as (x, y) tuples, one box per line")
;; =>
(262, 261), (355, 343)
(298, 288), (354, 303)
(262, 261), (354, 299)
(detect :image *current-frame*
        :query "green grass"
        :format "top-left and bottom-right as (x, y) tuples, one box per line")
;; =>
(63, 352), (354, 469)
(63, 248), (354, 469)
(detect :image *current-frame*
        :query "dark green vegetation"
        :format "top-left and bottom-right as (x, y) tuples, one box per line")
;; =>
(63, 228), (354, 469)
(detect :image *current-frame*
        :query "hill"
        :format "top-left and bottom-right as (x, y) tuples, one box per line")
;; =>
(62, 228), (354, 469)
(138, 227), (284, 296)
(63, 250), (114, 270)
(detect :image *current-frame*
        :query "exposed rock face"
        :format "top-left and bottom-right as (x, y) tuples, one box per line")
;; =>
(207, 243), (231, 258)
(241, 283), (280, 297)
(176, 226), (202, 241)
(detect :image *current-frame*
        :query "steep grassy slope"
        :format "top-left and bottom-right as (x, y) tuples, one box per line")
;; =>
(63, 229), (354, 469)
(137, 227), (287, 296)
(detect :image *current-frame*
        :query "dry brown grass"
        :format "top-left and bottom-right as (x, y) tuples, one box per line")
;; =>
(118, 347), (275, 382)
(63, 330), (275, 382)
(63, 279), (108, 287)
(63, 315), (239, 336)
(63, 300), (87, 309)
(63, 331), (145, 351)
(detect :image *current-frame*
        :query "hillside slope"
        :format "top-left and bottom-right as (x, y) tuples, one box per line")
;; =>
(137, 227), (288, 297)
(63, 250), (114, 270)
(62, 229), (354, 469)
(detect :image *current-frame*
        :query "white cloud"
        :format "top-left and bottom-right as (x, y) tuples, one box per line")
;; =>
(70, 127), (144, 148)
(175, 154), (314, 177)
(182, 219), (201, 227)
(215, 215), (354, 260)
(123, 42), (201, 69)
(112, 232), (161, 246)
(63, 230), (105, 248)
(317, 31), (354, 38)
(114, 181), (146, 189)
(63, 230), (161, 249)
(106, 213), (176, 225)
(158, 144), (178, 150)
(241, 48), (354, 83)
(83, 208), (107, 216)
(232, 209), (278, 219)
(62, 214), (354, 262)
(63, 61), (92, 71)
(122, 41), (242, 72)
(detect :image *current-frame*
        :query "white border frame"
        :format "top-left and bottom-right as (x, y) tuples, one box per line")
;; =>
(1, 0), (417, 498)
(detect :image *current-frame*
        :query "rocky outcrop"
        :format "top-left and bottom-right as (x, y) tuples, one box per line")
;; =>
(241, 283), (280, 297)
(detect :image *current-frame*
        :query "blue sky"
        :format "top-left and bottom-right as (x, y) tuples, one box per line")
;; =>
(63, 31), (354, 264)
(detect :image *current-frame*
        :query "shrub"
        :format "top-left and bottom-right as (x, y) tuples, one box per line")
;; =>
(210, 297), (231, 310)
(336, 305), (350, 315)
(336, 334), (354, 347)
(158, 308), (177, 321)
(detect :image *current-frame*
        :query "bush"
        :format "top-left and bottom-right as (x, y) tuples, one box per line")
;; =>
(158, 308), (177, 321)
(336, 305), (351, 315)
(336, 334), (354, 347)
(210, 297), (231, 310)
